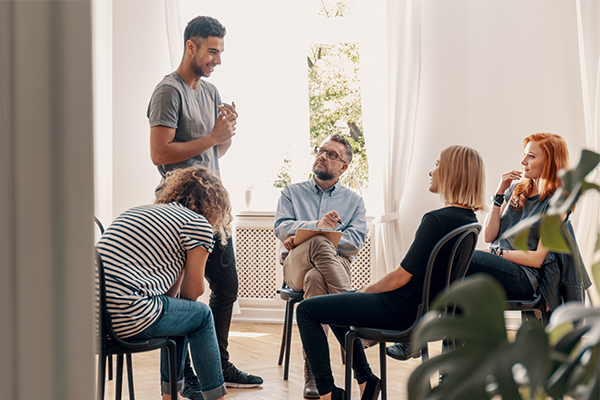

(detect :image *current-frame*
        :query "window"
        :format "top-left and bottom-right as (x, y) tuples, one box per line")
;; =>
(177, 0), (385, 211)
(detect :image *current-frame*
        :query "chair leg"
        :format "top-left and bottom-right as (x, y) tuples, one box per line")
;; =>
(126, 353), (135, 399)
(379, 342), (387, 400)
(344, 331), (357, 400)
(421, 343), (429, 363)
(166, 340), (178, 400)
(278, 299), (290, 366)
(115, 354), (124, 400)
(283, 300), (296, 380)
(108, 354), (113, 380)
(98, 352), (107, 400)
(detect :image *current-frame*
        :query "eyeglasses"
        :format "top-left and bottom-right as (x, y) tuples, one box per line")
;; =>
(314, 146), (347, 164)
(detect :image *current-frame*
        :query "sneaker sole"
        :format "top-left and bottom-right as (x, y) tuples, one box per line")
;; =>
(225, 382), (262, 388)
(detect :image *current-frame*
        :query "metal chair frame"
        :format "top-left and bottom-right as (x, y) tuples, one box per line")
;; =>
(95, 219), (178, 400)
(344, 223), (482, 400)
(276, 281), (305, 380)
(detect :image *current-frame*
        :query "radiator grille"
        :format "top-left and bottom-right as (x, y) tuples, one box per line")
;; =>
(235, 227), (372, 299)
(235, 227), (278, 299)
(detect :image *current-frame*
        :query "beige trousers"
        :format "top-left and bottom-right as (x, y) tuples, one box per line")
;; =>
(283, 234), (352, 299)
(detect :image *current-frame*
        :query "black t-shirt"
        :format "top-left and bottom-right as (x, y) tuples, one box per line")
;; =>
(381, 207), (478, 315)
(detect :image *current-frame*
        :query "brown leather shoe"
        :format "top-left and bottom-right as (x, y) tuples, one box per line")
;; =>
(303, 355), (320, 399)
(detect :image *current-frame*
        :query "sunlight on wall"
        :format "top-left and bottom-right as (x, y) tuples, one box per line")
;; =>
(176, 0), (388, 212)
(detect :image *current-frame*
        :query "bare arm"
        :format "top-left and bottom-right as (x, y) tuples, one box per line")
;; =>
(483, 239), (549, 268)
(150, 104), (237, 166)
(179, 246), (210, 300)
(358, 266), (413, 294)
(483, 170), (522, 243)
(165, 270), (185, 297)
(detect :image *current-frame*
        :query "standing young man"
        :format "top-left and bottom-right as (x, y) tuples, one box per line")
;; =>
(147, 15), (263, 399)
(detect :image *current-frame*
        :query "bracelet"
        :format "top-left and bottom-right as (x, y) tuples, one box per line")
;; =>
(492, 194), (505, 207)
(490, 248), (497, 255)
(499, 249), (504, 257)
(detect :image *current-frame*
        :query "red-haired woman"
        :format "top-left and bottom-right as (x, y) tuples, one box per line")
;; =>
(468, 133), (569, 299)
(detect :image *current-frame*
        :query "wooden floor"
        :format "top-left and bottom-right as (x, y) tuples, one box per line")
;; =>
(103, 322), (429, 400)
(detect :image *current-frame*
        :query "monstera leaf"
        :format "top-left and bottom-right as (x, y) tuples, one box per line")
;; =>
(408, 275), (549, 400)
(544, 304), (600, 400)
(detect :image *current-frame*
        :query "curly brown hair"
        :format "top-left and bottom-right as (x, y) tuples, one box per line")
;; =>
(155, 166), (232, 243)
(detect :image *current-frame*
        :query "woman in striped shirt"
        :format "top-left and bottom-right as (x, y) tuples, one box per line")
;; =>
(97, 166), (232, 400)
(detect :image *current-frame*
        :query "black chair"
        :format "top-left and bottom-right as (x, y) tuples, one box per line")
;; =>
(344, 223), (482, 400)
(94, 217), (117, 384)
(95, 247), (178, 400)
(276, 281), (305, 380)
(507, 291), (548, 326)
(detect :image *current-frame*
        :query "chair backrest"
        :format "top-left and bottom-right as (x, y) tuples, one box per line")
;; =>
(419, 222), (481, 317)
(95, 244), (145, 349)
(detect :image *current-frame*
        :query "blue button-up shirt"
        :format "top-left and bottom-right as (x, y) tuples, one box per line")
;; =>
(274, 177), (367, 263)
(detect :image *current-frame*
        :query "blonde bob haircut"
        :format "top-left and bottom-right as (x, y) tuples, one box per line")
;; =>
(437, 145), (486, 211)
(155, 166), (232, 243)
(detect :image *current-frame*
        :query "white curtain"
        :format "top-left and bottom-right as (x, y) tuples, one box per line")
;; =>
(164, 0), (182, 70)
(574, 0), (600, 305)
(368, 0), (422, 281)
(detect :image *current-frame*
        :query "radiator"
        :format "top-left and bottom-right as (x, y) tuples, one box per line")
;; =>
(235, 227), (372, 299)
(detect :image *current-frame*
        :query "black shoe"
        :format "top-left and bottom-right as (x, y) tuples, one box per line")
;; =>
(386, 342), (421, 360)
(181, 374), (204, 400)
(222, 363), (263, 388)
(361, 376), (381, 400)
(303, 358), (319, 399)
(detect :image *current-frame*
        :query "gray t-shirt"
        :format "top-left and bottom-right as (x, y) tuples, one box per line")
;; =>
(147, 72), (221, 177)
(493, 183), (552, 291)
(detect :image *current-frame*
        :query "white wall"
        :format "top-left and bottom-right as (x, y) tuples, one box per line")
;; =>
(106, 0), (595, 262)
(400, 0), (588, 250)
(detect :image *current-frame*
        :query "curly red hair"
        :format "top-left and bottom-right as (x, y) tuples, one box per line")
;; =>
(510, 133), (569, 210)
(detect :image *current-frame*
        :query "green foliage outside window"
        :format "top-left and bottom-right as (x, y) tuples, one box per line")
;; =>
(308, 42), (368, 194)
(273, 0), (369, 193)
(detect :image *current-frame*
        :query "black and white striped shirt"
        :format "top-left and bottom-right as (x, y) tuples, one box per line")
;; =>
(97, 202), (214, 338)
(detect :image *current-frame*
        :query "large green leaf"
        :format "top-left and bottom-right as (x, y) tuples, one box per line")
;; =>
(408, 276), (550, 400)
(540, 215), (570, 252)
(560, 150), (600, 194)
(545, 304), (600, 399)
(594, 231), (600, 299)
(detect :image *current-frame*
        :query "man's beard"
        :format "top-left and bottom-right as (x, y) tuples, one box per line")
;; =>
(312, 164), (335, 181)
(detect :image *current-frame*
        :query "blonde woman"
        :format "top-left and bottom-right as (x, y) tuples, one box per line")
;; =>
(297, 145), (486, 400)
(97, 166), (231, 400)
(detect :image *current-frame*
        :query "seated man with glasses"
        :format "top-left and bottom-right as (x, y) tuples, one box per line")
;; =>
(274, 133), (368, 399)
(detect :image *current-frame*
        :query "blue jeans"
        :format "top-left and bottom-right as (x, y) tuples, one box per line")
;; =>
(129, 296), (226, 400)
(297, 291), (416, 395)
(467, 250), (535, 299)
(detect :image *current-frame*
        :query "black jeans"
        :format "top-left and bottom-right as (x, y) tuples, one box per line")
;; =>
(184, 235), (238, 376)
(296, 291), (416, 395)
(467, 250), (535, 300)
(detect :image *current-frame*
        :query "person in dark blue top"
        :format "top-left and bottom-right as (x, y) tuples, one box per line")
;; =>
(296, 145), (486, 400)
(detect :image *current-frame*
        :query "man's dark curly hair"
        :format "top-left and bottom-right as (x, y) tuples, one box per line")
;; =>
(184, 16), (226, 43)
